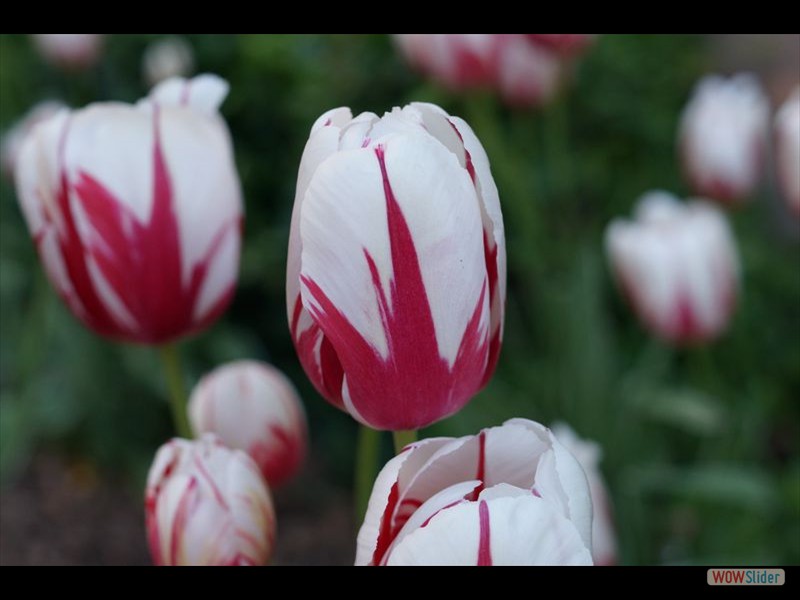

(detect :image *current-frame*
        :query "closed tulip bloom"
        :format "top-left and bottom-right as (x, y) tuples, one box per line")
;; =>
(188, 360), (307, 488)
(1, 100), (66, 181)
(143, 37), (195, 87)
(15, 74), (243, 344)
(605, 191), (739, 344)
(145, 434), (275, 566)
(31, 34), (104, 70)
(551, 423), (617, 566)
(525, 34), (596, 55)
(679, 74), (769, 205)
(287, 103), (506, 430)
(356, 418), (593, 566)
(774, 86), (800, 216)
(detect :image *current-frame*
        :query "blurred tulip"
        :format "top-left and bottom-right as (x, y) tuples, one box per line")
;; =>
(188, 360), (307, 488)
(774, 86), (800, 217)
(15, 74), (243, 344)
(551, 423), (617, 566)
(525, 34), (596, 55)
(145, 434), (275, 566)
(143, 37), (195, 87)
(605, 191), (739, 344)
(356, 418), (593, 566)
(1, 100), (66, 181)
(31, 34), (104, 70)
(287, 102), (506, 430)
(679, 73), (769, 205)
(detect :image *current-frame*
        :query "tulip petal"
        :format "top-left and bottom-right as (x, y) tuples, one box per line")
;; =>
(147, 73), (230, 115)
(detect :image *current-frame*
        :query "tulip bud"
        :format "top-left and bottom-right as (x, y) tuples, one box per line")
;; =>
(774, 86), (800, 217)
(142, 37), (195, 87)
(188, 360), (307, 488)
(605, 191), (739, 344)
(31, 34), (104, 70)
(551, 423), (617, 566)
(525, 34), (596, 55)
(1, 100), (67, 181)
(287, 103), (506, 430)
(15, 74), (243, 344)
(356, 418), (593, 566)
(679, 73), (769, 205)
(145, 434), (275, 566)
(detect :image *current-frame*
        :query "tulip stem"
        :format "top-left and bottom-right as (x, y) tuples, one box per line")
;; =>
(159, 343), (192, 439)
(356, 425), (381, 521)
(393, 430), (417, 455)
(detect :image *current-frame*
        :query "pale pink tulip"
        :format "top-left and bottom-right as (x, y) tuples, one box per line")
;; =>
(287, 103), (506, 430)
(774, 86), (800, 217)
(31, 34), (104, 70)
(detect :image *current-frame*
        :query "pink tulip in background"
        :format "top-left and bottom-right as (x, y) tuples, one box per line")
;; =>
(605, 191), (739, 345)
(525, 34), (596, 55)
(551, 423), (617, 566)
(188, 360), (307, 488)
(679, 73), (769, 205)
(14, 74), (243, 345)
(31, 34), (104, 70)
(287, 103), (506, 431)
(774, 86), (800, 217)
(356, 418), (593, 565)
(142, 37), (195, 87)
(1, 100), (66, 181)
(145, 434), (275, 566)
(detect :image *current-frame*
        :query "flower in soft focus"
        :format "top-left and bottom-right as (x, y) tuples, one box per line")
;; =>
(393, 34), (594, 108)
(605, 191), (739, 344)
(551, 423), (617, 566)
(31, 34), (104, 70)
(1, 100), (66, 181)
(679, 73), (769, 205)
(774, 86), (800, 217)
(356, 418), (593, 566)
(188, 360), (307, 488)
(287, 103), (506, 430)
(143, 37), (195, 87)
(15, 74), (243, 344)
(145, 434), (275, 566)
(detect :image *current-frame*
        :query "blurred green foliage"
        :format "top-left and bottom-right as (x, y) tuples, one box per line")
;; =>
(0, 34), (798, 565)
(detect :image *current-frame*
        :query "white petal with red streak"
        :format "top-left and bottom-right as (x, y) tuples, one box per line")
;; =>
(147, 74), (230, 115)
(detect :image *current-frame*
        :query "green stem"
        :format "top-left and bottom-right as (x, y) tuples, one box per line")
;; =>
(393, 430), (417, 455)
(159, 343), (192, 439)
(355, 425), (381, 521)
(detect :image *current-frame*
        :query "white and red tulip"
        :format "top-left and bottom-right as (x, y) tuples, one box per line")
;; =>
(143, 37), (195, 87)
(15, 74), (243, 344)
(145, 434), (275, 566)
(1, 100), (67, 181)
(287, 103), (506, 430)
(525, 34), (596, 55)
(188, 360), (307, 488)
(679, 73), (769, 205)
(31, 34), (104, 70)
(774, 86), (800, 217)
(356, 418), (593, 566)
(605, 191), (739, 344)
(551, 423), (617, 566)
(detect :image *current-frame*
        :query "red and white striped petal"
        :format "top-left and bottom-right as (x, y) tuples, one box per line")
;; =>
(146, 74), (230, 115)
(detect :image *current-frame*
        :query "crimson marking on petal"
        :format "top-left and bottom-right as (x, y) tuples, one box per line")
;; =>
(481, 232), (501, 386)
(477, 500), (493, 566)
(419, 500), (463, 529)
(299, 144), (490, 429)
(169, 476), (198, 566)
(193, 454), (229, 511)
(249, 424), (305, 488)
(371, 481), (400, 566)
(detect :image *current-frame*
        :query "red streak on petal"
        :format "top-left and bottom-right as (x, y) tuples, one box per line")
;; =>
(248, 423), (305, 488)
(371, 480), (400, 566)
(477, 500), (492, 566)
(169, 477), (198, 566)
(419, 500), (462, 528)
(193, 454), (229, 511)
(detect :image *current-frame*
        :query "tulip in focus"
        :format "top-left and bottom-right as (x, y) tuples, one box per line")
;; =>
(551, 423), (617, 566)
(145, 434), (275, 566)
(774, 86), (800, 217)
(679, 73), (769, 205)
(287, 102), (506, 430)
(1, 100), (66, 181)
(188, 360), (307, 488)
(356, 418), (593, 565)
(15, 74), (243, 344)
(31, 34), (104, 70)
(143, 37), (195, 87)
(605, 191), (739, 344)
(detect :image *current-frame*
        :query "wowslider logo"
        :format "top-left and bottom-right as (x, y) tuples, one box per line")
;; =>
(707, 568), (785, 586)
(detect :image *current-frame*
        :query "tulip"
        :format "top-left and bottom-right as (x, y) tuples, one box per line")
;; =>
(143, 37), (195, 87)
(188, 360), (307, 488)
(287, 102), (506, 430)
(356, 418), (593, 566)
(679, 73), (769, 205)
(605, 191), (739, 344)
(1, 100), (66, 181)
(15, 74), (243, 344)
(30, 34), (104, 70)
(774, 86), (800, 217)
(145, 434), (275, 566)
(551, 423), (617, 566)
(525, 34), (596, 55)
